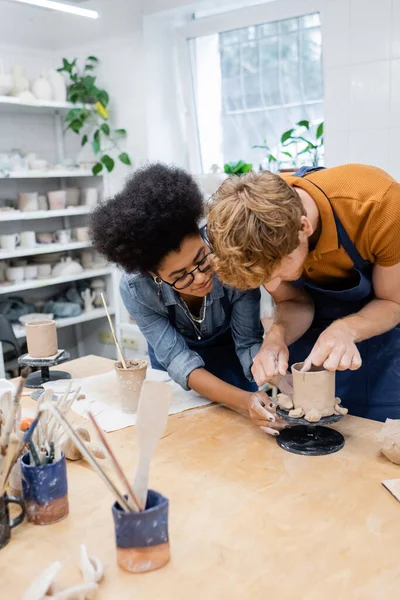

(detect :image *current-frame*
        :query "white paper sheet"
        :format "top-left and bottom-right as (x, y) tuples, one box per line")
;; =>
(42, 368), (211, 432)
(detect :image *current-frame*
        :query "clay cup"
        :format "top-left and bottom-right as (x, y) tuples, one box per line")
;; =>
(291, 362), (336, 417)
(26, 319), (58, 358)
(114, 359), (148, 414)
(112, 489), (170, 573)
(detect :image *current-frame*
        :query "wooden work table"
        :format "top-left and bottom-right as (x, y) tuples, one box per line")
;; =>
(1, 355), (400, 599)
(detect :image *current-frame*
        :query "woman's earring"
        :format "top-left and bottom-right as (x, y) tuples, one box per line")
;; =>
(154, 276), (162, 296)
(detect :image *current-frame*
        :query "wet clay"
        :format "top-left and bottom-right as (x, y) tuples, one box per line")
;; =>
(114, 359), (148, 414)
(277, 363), (348, 422)
(117, 542), (170, 573)
(378, 419), (400, 465)
(25, 319), (58, 358)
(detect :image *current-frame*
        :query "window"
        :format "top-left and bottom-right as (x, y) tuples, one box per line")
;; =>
(189, 12), (323, 172)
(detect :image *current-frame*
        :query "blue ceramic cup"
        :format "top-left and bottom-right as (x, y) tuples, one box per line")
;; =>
(21, 452), (69, 525)
(112, 489), (170, 573)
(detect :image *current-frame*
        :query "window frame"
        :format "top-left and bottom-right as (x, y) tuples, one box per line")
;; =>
(177, 0), (324, 173)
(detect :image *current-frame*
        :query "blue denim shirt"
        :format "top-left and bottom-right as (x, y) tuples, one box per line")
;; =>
(120, 272), (263, 390)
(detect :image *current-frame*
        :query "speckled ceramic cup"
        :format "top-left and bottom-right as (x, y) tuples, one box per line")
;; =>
(114, 359), (148, 413)
(112, 489), (170, 573)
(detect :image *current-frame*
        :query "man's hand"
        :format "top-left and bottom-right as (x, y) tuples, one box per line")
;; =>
(245, 391), (287, 436)
(302, 320), (362, 372)
(251, 327), (289, 386)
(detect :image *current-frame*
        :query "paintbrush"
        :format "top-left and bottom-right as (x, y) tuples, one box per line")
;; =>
(88, 411), (142, 511)
(100, 292), (127, 369)
(0, 367), (31, 456)
(44, 402), (132, 512)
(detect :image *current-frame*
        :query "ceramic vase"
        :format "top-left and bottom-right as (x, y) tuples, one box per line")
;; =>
(112, 489), (170, 573)
(31, 73), (53, 101)
(291, 363), (336, 416)
(66, 187), (80, 207)
(47, 69), (66, 102)
(11, 65), (29, 97)
(0, 60), (13, 96)
(48, 190), (67, 210)
(114, 359), (148, 413)
(26, 319), (58, 358)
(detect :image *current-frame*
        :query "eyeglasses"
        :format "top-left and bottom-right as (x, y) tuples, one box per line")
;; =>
(168, 251), (214, 290)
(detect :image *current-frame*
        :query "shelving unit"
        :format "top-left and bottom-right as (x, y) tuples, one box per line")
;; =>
(0, 241), (91, 261)
(0, 94), (121, 377)
(0, 170), (95, 179)
(0, 266), (112, 295)
(0, 207), (92, 221)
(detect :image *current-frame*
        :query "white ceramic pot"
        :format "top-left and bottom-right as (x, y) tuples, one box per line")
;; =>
(6, 266), (24, 283)
(18, 192), (39, 212)
(11, 66), (29, 97)
(0, 60), (13, 96)
(38, 195), (48, 210)
(66, 188), (80, 207)
(74, 227), (89, 242)
(48, 190), (67, 210)
(24, 265), (38, 280)
(0, 233), (20, 251)
(52, 257), (83, 277)
(83, 188), (98, 207)
(31, 73), (53, 101)
(36, 232), (54, 244)
(55, 230), (71, 244)
(37, 264), (52, 278)
(47, 69), (67, 102)
(20, 231), (36, 249)
(29, 159), (48, 171)
(80, 250), (93, 269)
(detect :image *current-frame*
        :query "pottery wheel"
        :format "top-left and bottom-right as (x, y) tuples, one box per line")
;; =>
(276, 407), (345, 456)
(18, 351), (71, 388)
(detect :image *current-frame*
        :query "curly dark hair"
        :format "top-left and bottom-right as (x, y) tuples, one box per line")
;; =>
(89, 163), (204, 273)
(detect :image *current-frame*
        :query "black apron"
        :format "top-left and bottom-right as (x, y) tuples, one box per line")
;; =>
(148, 288), (257, 392)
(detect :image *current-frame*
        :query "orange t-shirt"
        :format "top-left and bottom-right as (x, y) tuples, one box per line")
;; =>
(282, 164), (400, 285)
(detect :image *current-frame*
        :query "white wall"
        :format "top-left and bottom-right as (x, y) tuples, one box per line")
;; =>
(323, 0), (400, 179)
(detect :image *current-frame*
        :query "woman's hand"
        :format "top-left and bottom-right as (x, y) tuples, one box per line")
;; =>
(302, 320), (362, 372)
(251, 329), (289, 386)
(245, 391), (287, 436)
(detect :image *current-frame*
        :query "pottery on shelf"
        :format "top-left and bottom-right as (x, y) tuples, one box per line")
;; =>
(6, 266), (24, 284)
(81, 288), (96, 313)
(48, 190), (67, 210)
(52, 257), (83, 278)
(31, 73), (53, 101)
(36, 232), (54, 244)
(11, 65), (29, 97)
(66, 188), (80, 207)
(47, 69), (67, 102)
(37, 264), (52, 278)
(19, 312), (54, 326)
(74, 227), (89, 242)
(91, 278), (106, 308)
(18, 90), (37, 104)
(18, 192), (39, 212)
(0, 60), (13, 96)
(25, 319), (58, 358)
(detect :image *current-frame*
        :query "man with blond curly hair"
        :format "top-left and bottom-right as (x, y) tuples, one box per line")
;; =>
(207, 164), (400, 421)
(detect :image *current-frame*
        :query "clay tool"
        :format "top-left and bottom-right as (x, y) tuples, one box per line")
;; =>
(133, 381), (171, 508)
(0, 366), (30, 455)
(44, 402), (132, 512)
(382, 479), (400, 503)
(88, 411), (142, 511)
(100, 292), (127, 369)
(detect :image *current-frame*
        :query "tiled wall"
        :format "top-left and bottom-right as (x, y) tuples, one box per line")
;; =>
(324, 0), (400, 179)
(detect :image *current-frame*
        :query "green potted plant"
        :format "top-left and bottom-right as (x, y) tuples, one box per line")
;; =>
(284, 120), (324, 168)
(224, 160), (253, 176)
(58, 56), (131, 175)
(252, 139), (277, 172)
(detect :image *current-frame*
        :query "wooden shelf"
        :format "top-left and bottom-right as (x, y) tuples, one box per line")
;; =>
(0, 207), (92, 222)
(0, 170), (97, 179)
(0, 266), (112, 295)
(13, 308), (114, 339)
(0, 96), (92, 114)
(0, 241), (91, 260)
